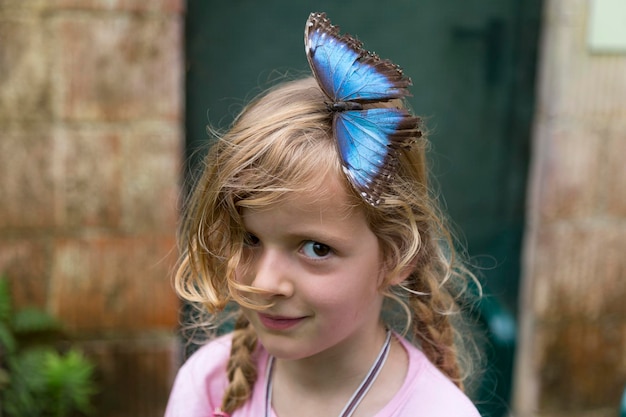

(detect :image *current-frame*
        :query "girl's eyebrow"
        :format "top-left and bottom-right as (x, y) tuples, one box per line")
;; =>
(245, 223), (352, 248)
(283, 228), (354, 249)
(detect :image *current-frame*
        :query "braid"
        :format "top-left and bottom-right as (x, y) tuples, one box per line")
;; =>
(220, 313), (259, 414)
(407, 244), (464, 389)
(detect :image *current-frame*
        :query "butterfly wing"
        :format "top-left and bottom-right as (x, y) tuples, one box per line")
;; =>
(334, 108), (420, 205)
(305, 12), (412, 103)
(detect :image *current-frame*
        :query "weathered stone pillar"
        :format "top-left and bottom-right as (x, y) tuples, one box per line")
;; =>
(515, 1), (626, 416)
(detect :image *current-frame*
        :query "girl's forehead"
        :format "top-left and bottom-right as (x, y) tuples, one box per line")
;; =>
(241, 173), (360, 220)
(291, 171), (359, 212)
(241, 182), (371, 238)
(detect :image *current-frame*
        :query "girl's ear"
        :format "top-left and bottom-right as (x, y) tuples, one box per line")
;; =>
(379, 257), (416, 289)
(389, 261), (415, 286)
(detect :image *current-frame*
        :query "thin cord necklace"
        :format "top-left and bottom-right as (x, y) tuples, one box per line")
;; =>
(264, 330), (393, 417)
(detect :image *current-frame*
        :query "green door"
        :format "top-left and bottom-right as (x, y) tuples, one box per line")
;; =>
(185, 2), (542, 416)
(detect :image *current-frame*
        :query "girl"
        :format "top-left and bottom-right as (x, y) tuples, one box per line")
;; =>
(166, 12), (481, 417)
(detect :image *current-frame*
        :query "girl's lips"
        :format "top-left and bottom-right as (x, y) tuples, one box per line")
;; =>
(257, 313), (306, 331)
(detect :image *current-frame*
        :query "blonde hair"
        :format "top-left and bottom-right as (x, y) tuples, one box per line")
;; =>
(175, 77), (477, 414)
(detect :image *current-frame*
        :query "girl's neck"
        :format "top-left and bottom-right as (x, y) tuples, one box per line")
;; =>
(269, 327), (408, 417)
(274, 325), (388, 390)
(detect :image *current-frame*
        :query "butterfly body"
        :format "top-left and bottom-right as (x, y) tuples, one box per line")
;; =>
(328, 101), (363, 112)
(305, 12), (421, 205)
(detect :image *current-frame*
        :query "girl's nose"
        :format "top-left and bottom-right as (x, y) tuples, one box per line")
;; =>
(250, 249), (295, 298)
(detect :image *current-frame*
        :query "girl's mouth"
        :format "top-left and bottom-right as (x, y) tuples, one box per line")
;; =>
(257, 313), (306, 331)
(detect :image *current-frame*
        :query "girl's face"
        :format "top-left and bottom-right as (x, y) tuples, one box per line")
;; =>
(236, 178), (388, 362)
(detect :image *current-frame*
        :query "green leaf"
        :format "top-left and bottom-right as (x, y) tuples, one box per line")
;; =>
(0, 321), (17, 353)
(0, 276), (13, 322)
(2, 349), (49, 417)
(12, 307), (61, 335)
(43, 349), (97, 416)
(0, 277), (98, 417)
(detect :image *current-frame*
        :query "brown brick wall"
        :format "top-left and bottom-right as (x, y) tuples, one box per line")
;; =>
(0, 1), (184, 415)
(515, 1), (626, 416)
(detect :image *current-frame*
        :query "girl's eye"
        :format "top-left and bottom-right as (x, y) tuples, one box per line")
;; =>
(243, 233), (260, 247)
(301, 241), (332, 259)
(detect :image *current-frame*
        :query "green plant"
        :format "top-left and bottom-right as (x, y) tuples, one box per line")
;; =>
(0, 277), (98, 417)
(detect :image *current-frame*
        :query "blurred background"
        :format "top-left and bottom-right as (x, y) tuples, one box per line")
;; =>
(0, 0), (625, 416)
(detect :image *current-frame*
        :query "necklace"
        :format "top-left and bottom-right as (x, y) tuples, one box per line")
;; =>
(264, 330), (393, 417)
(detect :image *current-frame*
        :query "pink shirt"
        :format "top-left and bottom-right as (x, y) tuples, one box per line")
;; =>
(165, 334), (480, 417)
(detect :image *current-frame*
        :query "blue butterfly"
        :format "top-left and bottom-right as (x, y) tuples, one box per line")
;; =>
(305, 12), (421, 206)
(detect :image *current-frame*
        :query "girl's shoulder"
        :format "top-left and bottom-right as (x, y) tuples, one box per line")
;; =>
(183, 333), (235, 375)
(380, 335), (480, 417)
(164, 334), (234, 417)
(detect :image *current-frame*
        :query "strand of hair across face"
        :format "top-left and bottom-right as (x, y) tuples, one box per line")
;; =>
(220, 313), (259, 413)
